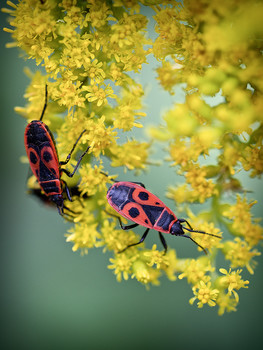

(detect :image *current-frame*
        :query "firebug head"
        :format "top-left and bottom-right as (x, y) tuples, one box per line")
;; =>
(170, 221), (184, 236)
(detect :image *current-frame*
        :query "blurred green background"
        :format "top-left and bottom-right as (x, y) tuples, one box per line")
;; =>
(1, 7), (263, 350)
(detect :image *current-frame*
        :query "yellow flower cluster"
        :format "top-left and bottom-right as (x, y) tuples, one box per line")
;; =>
(3, 0), (262, 315)
(223, 195), (263, 247)
(149, 0), (263, 314)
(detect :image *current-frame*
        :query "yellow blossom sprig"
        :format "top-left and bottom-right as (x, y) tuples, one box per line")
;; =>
(222, 195), (263, 247)
(213, 268), (249, 315)
(3, 0), (263, 316)
(149, 0), (263, 314)
(222, 238), (261, 275)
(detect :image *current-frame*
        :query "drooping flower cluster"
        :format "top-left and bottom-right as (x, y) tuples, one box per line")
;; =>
(149, 0), (263, 313)
(3, 0), (262, 315)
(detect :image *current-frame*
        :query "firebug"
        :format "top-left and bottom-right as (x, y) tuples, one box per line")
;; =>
(106, 181), (221, 254)
(24, 85), (90, 215)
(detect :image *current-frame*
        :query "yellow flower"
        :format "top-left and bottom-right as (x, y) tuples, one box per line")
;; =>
(60, 0), (83, 26)
(220, 142), (242, 175)
(185, 164), (218, 203)
(156, 61), (181, 95)
(85, 1), (113, 28)
(162, 249), (178, 281)
(196, 126), (221, 149)
(52, 80), (86, 109)
(78, 164), (109, 197)
(109, 62), (125, 85)
(131, 260), (161, 286)
(100, 216), (139, 253)
(112, 83), (146, 130)
(66, 220), (100, 255)
(112, 0), (141, 14)
(223, 195), (256, 225)
(189, 222), (222, 253)
(144, 244), (169, 269)
(131, 260), (151, 284)
(242, 223), (263, 248)
(153, 6), (182, 59)
(166, 184), (194, 204)
(4, 0), (57, 63)
(164, 104), (198, 137)
(83, 83), (116, 107)
(81, 59), (106, 85)
(219, 268), (249, 302)
(241, 142), (263, 177)
(110, 12), (148, 49)
(222, 238), (261, 274)
(178, 257), (215, 285)
(113, 104), (146, 131)
(108, 254), (136, 282)
(190, 281), (219, 308)
(110, 140), (150, 171)
(14, 70), (49, 121)
(222, 195), (263, 246)
(168, 137), (208, 168)
(216, 292), (238, 316)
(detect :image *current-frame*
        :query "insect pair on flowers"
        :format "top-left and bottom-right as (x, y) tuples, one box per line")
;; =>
(24, 86), (221, 254)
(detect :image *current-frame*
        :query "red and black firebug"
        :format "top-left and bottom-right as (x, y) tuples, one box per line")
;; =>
(24, 85), (90, 216)
(107, 181), (221, 254)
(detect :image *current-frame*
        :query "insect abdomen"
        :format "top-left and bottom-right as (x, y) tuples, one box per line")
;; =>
(40, 179), (62, 196)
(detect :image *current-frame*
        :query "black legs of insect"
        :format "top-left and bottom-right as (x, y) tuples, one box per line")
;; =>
(118, 227), (150, 254)
(118, 226), (168, 254)
(107, 211), (168, 254)
(57, 130), (89, 215)
(107, 211), (221, 254)
(63, 180), (73, 202)
(60, 129), (90, 178)
(158, 232), (168, 253)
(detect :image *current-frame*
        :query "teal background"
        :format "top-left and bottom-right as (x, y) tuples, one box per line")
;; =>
(1, 7), (263, 350)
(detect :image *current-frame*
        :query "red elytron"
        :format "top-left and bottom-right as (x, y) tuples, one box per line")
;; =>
(107, 181), (221, 254)
(24, 86), (90, 215)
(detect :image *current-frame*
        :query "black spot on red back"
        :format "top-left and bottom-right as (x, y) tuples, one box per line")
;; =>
(30, 151), (38, 164)
(138, 191), (149, 201)
(43, 150), (53, 162)
(128, 207), (140, 218)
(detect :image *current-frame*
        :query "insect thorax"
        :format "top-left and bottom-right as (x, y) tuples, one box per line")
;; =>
(108, 185), (130, 209)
